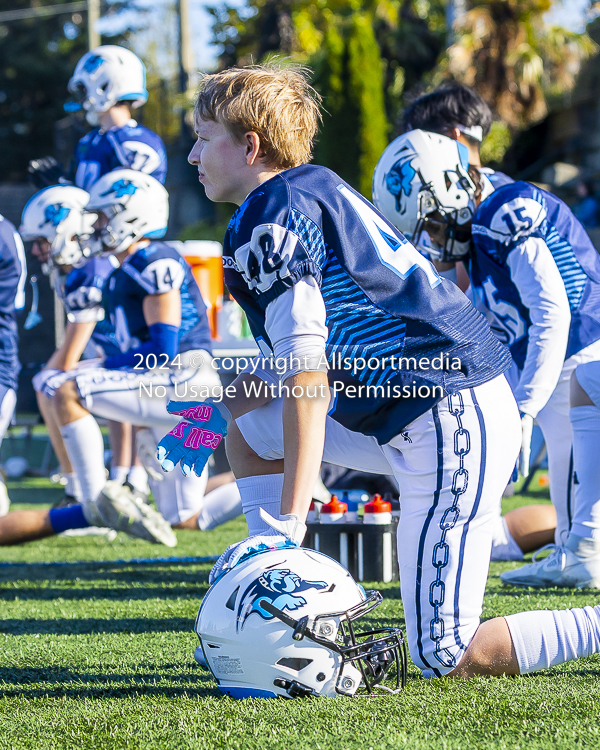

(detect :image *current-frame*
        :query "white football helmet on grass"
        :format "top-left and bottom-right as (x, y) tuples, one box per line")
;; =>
(84, 169), (169, 256)
(20, 185), (96, 268)
(373, 129), (477, 261)
(195, 547), (407, 699)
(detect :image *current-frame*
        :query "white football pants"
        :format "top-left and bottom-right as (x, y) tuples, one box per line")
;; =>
(72, 351), (221, 525)
(236, 374), (520, 677)
(506, 339), (600, 544)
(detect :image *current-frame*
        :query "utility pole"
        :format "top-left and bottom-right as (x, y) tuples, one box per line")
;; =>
(177, 0), (193, 138)
(88, 0), (100, 50)
(446, 0), (467, 47)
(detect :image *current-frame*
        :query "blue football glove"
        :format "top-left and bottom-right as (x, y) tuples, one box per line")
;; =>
(157, 400), (230, 477)
(208, 510), (307, 584)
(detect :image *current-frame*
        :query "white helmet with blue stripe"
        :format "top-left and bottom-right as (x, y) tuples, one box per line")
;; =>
(373, 129), (477, 261)
(20, 185), (96, 267)
(195, 547), (407, 699)
(84, 169), (169, 255)
(68, 45), (147, 124)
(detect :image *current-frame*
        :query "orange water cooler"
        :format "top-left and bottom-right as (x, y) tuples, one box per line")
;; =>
(168, 241), (223, 339)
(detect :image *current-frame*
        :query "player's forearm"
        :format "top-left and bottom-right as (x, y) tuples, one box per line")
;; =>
(515, 318), (570, 416)
(48, 321), (95, 371)
(280, 370), (330, 520)
(221, 373), (274, 420)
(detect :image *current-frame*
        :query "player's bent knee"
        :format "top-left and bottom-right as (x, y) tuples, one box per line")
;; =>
(53, 379), (78, 406)
(447, 618), (519, 678)
(225, 420), (280, 478)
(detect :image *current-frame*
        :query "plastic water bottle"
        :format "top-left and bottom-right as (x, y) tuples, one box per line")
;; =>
(342, 491), (360, 523)
(363, 494), (392, 525)
(320, 495), (348, 524)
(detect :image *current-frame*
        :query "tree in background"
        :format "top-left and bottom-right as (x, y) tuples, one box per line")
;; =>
(0, 2), (87, 181)
(442, 0), (596, 164)
(209, 0), (445, 195)
(0, 0), (148, 181)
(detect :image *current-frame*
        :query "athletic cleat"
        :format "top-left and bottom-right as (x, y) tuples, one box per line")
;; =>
(96, 480), (177, 547)
(500, 544), (600, 589)
(123, 481), (151, 506)
(81, 498), (108, 527)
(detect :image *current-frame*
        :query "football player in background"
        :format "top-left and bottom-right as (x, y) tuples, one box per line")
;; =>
(27, 45), (168, 500)
(20, 185), (108, 508)
(157, 63), (600, 683)
(28, 45), (166, 191)
(21, 186), (152, 506)
(0, 214), (27, 517)
(1, 172), (242, 546)
(386, 85), (557, 563)
(373, 129), (600, 588)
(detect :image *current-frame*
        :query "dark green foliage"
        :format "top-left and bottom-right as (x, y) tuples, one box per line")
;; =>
(0, 1), (148, 181)
(0, 1), (87, 181)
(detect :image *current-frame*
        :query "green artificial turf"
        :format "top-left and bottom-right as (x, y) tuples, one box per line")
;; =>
(1, 473), (600, 750)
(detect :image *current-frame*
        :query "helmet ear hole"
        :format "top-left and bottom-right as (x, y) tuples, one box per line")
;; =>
(276, 657), (313, 671)
(225, 587), (238, 611)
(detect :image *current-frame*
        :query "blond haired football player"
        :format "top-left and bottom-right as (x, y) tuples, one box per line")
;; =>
(157, 63), (600, 682)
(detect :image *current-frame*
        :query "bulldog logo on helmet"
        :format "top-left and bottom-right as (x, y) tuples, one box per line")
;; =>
(101, 179), (138, 199)
(385, 149), (417, 213)
(41, 204), (70, 228)
(82, 54), (104, 74)
(236, 569), (327, 632)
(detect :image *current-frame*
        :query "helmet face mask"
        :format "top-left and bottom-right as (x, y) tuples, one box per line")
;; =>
(195, 548), (407, 700)
(81, 169), (168, 256)
(264, 590), (408, 697)
(20, 186), (96, 270)
(373, 129), (476, 262)
(412, 192), (473, 262)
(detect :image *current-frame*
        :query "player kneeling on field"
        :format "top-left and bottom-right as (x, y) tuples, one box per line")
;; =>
(373, 129), (600, 588)
(158, 63), (600, 686)
(0, 170), (242, 547)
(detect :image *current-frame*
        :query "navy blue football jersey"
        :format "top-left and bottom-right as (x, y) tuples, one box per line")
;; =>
(0, 216), (26, 390)
(224, 164), (511, 443)
(470, 181), (600, 369)
(480, 168), (513, 190)
(74, 119), (167, 190)
(59, 257), (121, 357)
(103, 242), (212, 356)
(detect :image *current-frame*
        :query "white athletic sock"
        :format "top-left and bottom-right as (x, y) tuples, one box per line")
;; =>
(569, 406), (600, 543)
(109, 465), (129, 485)
(237, 473), (284, 535)
(127, 465), (150, 494)
(505, 605), (600, 674)
(64, 472), (82, 501)
(197, 482), (243, 531)
(60, 415), (106, 505)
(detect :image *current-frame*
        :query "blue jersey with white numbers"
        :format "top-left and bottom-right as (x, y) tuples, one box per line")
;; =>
(60, 257), (121, 358)
(471, 181), (600, 368)
(224, 164), (510, 443)
(74, 119), (167, 191)
(102, 242), (212, 356)
(0, 216), (26, 390)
